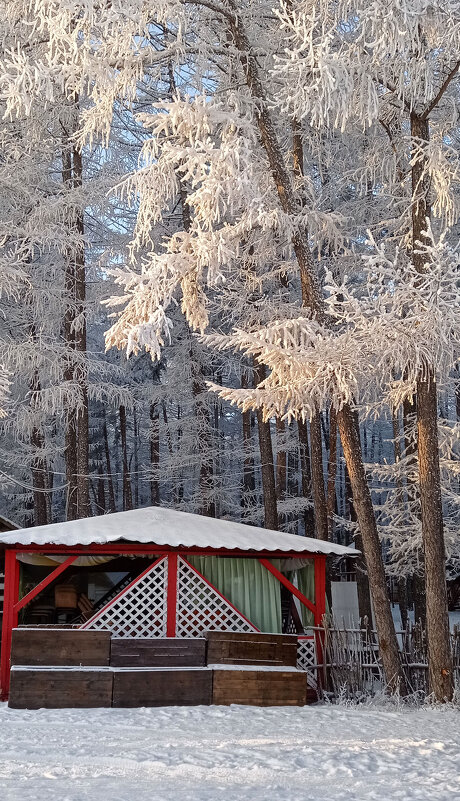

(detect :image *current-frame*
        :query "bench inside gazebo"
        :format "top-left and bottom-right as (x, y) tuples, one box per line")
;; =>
(0, 506), (356, 708)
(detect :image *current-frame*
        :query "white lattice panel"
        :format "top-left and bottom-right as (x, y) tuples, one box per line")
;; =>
(82, 557), (168, 638)
(176, 557), (257, 637)
(297, 636), (317, 688)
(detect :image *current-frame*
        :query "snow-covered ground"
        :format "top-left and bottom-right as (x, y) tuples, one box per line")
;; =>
(0, 703), (459, 801)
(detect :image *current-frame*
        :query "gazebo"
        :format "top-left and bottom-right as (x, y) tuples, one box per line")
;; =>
(0, 506), (356, 706)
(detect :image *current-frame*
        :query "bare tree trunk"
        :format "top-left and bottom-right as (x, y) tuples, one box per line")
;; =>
(254, 362), (278, 531)
(392, 407), (408, 631)
(417, 373), (452, 699)
(402, 396), (426, 628)
(298, 419), (315, 536)
(29, 363), (50, 526)
(227, 6), (403, 691)
(398, 578), (409, 631)
(456, 367), (460, 422)
(30, 425), (49, 526)
(61, 143), (78, 521)
(161, 402), (174, 458)
(327, 405), (338, 539)
(96, 467), (105, 515)
(241, 368), (256, 514)
(192, 361), (216, 518)
(133, 408), (139, 507)
(150, 402), (160, 506)
(411, 113), (453, 701)
(345, 458), (373, 627)
(275, 418), (287, 502)
(119, 404), (133, 511)
(293, 114), (329, 544)
(72, 146), (91, 519)
(102, 414), (116, 513)
(310, 411), (328, 541)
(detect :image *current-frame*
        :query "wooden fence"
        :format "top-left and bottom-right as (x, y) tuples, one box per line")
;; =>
(308, 621), (460, 700)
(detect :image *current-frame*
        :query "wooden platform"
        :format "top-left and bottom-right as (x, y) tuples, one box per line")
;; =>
(7, 628), (313, 709)
(110, 637), (206, 668)
(9, 667), (113, 709)
(113, 668), (213, 707)
(212, 666), (307, 706)
(206, 631), (298, 667)
(11, 628), (111, 667)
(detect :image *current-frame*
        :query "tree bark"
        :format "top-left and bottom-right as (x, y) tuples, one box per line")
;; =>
(150, 403), (160, 506)
(102, 413), (116, 513)
(254, 362), (278, 531)
(96, 467), (105, 515)
(416, 374), (452, 699)
(192, 358), (216, 518)
(344, 457), (373, 627)
(391, 407), (409, 633)
(402, 396), (427, 629)
(327, 405), (338, 539)
(310, 411), (328, 541)
(241, 368), (256, 515)
(72, 145), (91, 519)
(275, 418), (287, 502)
(398, 578), (409, 632)
(30, 421), (49, 526)
(61, 142), (78, 521)
(119, 404), (133, 511)
(411, 112), (453, 700)
(298, 419), (315, 537)
(133, 407), (139, 507)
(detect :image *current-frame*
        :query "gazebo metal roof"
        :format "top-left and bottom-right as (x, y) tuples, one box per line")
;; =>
(0, 506), (357, 556)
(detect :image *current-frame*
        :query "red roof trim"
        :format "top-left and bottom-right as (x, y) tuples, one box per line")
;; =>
(5, 543), (318, 558)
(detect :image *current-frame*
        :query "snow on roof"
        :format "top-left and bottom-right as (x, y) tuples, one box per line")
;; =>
(0, 505), (357, 557)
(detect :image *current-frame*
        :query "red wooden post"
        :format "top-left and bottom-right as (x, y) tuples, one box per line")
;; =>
(0, 549), (19, 701)
(166, 553), (178, 637)
(314, 555), (327, 626)
(314, 555), (327, 685)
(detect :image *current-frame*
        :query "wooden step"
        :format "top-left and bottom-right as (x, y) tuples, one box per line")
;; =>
(212, 666), (307, 706)
(11, 628), (111, 667)
(112, 667), (213, 707)
(110, 637), (206, 668)
(205, 631), (298, 667)
(9, 667), (113, 709)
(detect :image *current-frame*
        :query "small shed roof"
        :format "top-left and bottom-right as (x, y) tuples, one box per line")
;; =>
(0, 506), (356, 557)
(0, 514), (18, 532)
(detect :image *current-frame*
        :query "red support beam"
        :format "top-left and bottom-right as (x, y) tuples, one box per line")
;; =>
(0, 549), (19, 701)
(258, 558), (317, 617)
(166, 553), (178, 637)
(14, 555), (78, 614)
(314, 555), (327, 626)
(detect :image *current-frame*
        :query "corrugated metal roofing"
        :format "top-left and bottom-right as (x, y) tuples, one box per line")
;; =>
(0, 505), (357, 556)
